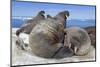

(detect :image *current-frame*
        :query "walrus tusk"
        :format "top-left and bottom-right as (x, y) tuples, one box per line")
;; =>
(74, 46), (78, 54)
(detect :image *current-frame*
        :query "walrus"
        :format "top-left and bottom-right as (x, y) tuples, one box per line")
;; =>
(64, 27), (91, 56)
(84, 26), (96, 48)
(16, 11), (45, 36)
(29, 11), (73, 58)
(47, 11), (69, 43)
(47, 14), (53, 19)
(47, 10), (69, 28)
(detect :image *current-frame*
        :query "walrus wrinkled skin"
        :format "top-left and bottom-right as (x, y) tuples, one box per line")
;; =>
(47, 11), (69, 43)
(64, 27), (91, 56)
(84, 26), (96, 48)
(16, 11), (45, 36)
(29, 11), (72, 58)
(29, 19), (62, 58)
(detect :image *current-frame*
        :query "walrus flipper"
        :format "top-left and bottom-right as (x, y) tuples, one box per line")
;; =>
(52, 46), (74, 59)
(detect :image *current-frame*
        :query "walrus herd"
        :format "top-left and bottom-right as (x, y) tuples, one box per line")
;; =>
(15, 11), (96, 59)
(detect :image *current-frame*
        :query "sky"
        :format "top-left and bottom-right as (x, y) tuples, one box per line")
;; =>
(12, 1), (96, 20)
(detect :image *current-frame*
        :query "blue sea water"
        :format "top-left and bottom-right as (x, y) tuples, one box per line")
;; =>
(12, 18), (96, 28)
(67, 19), (96, 28)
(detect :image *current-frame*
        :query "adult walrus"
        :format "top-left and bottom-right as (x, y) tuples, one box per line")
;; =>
(84, 26), (96, 48)
(46, 11), (69, 43)
(16, 11), (45, 36)
(29, 11), (73, 58)
(64, 27), (91, 56)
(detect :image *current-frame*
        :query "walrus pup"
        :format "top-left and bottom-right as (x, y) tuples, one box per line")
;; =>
(29, 11), (71, 58)
(16, 11), (45, 36)
(64, 27), (91, 56)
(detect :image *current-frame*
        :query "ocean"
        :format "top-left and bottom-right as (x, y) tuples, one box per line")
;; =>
(12, 18), (96, 28)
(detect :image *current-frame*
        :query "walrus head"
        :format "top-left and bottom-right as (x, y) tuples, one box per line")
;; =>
(39, 11), (45, 14)
(38, 11), (45, 16)
(53, 11), (70, 28)
(55, 11), (70, 20)
(47, 14), (53, 19)
(59, 11), (70, 17)
(66, 27), (91, 56)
